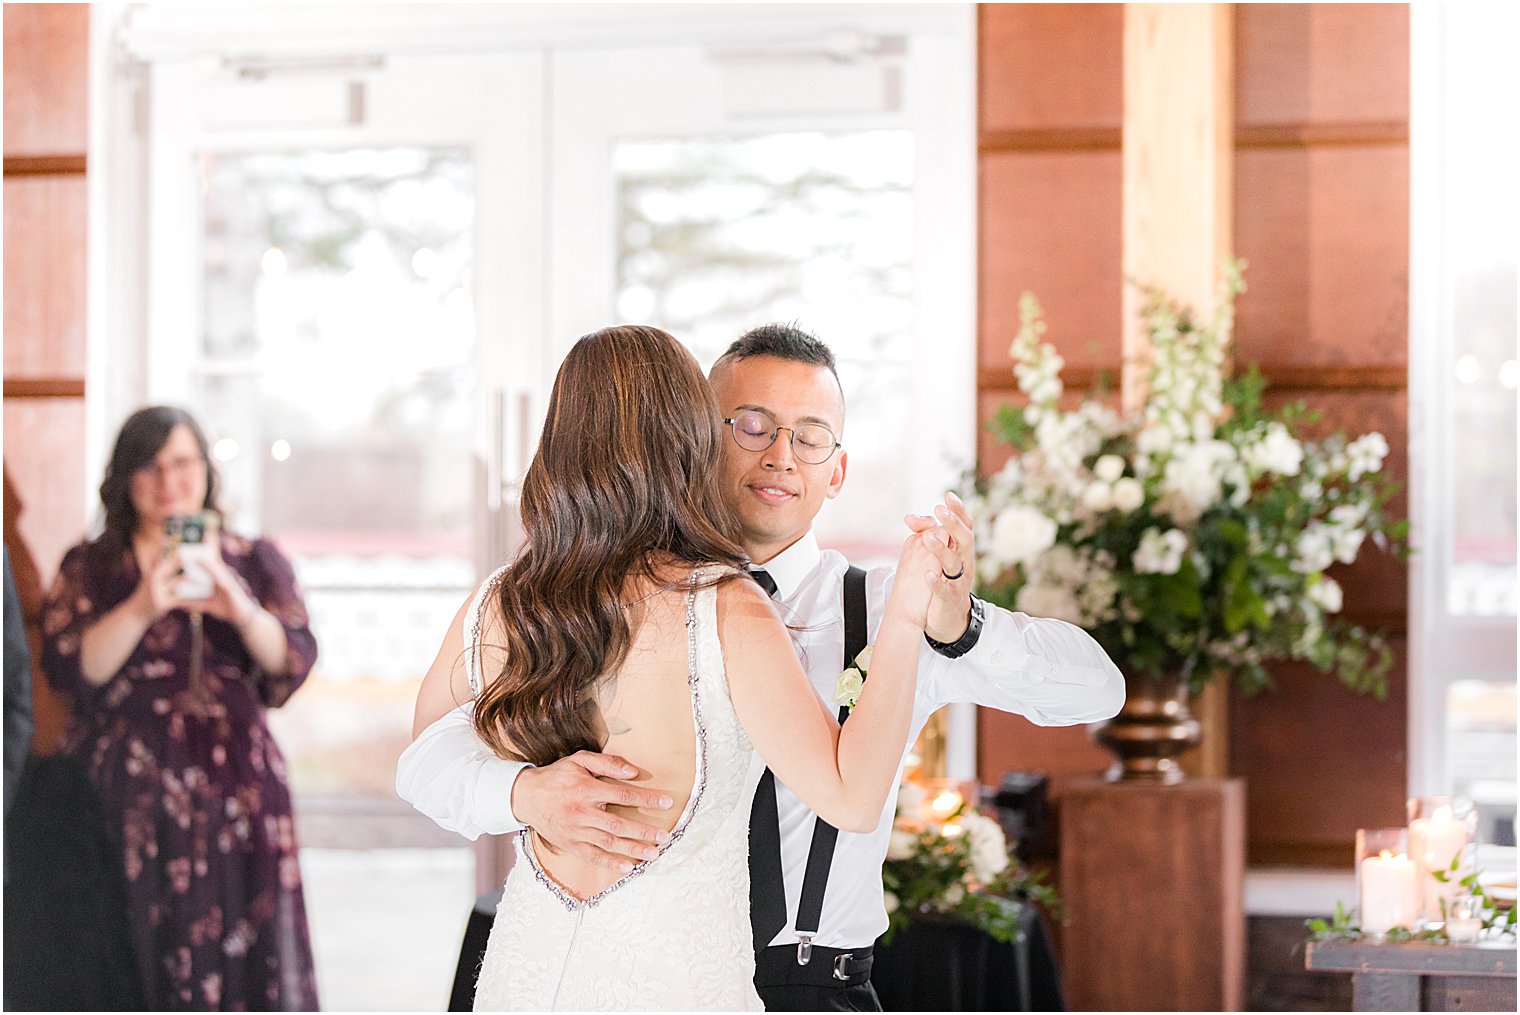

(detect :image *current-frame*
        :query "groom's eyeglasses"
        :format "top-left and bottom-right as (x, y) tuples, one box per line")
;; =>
(722, 410), (841, 465)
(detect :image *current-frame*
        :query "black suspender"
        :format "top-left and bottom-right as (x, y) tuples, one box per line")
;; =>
(792, 564), (868, 965)
(749, 564), (870, 962)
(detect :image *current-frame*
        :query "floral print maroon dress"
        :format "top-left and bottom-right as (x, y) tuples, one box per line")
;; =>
(42, 533), (320, 1011)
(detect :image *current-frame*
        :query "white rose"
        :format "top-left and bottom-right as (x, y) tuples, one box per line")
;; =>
(941, 883), (965, 908)
(1243, 422), (1304, 477)
(896, 781), (926, 816)
(1133, 528), (1188, 575)
(884, 891), (900, 915)
(1307, 576), (1343, 614)
(1094, 454), (1126, 484)
(1112, 477), (1145, 512)
(834, 667), (864, 709)
(887, 828), (918, 860)
(1080, 481), (1114, 513)
(991, 505), (1058, 566)
(963, 813), (1011, 882)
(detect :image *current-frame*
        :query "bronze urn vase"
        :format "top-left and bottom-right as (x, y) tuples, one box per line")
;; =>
(1090, 675), (1202, 785)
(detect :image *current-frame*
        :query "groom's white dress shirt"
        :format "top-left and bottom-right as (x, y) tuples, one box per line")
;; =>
(396, 530), (1124, 950)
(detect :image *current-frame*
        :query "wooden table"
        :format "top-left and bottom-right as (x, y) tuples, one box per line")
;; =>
(1305, 938), (1517, 1012)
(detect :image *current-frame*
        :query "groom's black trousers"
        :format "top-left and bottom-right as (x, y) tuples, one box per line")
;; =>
(757, 982), (881, 1012)
(755, 944), (881, 1012)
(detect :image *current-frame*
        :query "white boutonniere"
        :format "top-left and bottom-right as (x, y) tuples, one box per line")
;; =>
(833, 645), (874, 711)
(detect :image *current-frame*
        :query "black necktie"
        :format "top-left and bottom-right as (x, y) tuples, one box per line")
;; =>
(746, 566), (788, 952)
(750, 567), (778, 599)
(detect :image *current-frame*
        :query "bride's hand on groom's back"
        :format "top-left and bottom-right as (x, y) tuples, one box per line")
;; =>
(512, 753), (675, 873)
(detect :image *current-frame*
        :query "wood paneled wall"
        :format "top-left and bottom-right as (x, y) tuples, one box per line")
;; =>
(3, 3), (92, 755)
(1228, 2), (1409, 866)
(975, 4), (1410, 866)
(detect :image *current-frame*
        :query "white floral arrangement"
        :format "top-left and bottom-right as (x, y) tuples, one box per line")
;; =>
(970, 261), (1408, 696)
(880, 781), (1058, 945)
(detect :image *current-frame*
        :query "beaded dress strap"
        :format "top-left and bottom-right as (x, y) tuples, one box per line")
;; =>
(463, 566), (510, 698)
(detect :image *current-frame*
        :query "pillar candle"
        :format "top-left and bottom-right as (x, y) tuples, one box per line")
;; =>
(1410, 805), (1470, 923)
(1359, 850), (1418, 936)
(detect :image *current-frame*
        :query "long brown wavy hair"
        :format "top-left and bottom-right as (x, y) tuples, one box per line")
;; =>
(472, 325), (749, 765)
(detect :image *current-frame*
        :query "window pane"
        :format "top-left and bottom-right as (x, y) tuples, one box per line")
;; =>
(614, 130), (914, 558)
(1442, 4), (1518, 618)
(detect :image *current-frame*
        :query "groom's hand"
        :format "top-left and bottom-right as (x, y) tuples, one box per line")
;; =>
(905, 491), (976, 644)
(511, 751), (674, 872)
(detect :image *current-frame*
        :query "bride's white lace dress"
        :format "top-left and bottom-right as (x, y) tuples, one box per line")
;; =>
(469, 571), (767, 1012)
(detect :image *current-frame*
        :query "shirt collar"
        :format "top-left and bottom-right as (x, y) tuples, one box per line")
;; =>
(751, 530), (820, 602)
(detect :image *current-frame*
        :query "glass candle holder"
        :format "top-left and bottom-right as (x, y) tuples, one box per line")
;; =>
(1356, 828), (1417, 938)
(1408, 796), (1477, 927)
(1445, 892), (1484, 943)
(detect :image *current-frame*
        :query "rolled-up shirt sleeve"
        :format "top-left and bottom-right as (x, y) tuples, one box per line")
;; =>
(925, 599), (1126, 725)
(395, 702), (531, 840)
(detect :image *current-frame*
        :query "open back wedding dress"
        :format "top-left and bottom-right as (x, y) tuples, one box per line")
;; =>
(469, 570), (767, 1011)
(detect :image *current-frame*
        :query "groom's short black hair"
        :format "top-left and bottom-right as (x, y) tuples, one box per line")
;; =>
(715, 323), (839, 382)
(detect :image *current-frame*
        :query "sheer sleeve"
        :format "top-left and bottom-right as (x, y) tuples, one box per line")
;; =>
(247, 538), (318, 708)
(39, 543), (106, 702)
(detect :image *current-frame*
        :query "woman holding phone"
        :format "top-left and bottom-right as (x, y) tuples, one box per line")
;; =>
(40, 406), (319, 1010)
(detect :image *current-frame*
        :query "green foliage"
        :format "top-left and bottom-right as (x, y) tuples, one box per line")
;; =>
(1305, 900), (1359, 940)
(990, 403), (1036, 448)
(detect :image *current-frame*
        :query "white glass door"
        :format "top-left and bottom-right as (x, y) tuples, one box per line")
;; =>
(145, 51), (545, 1010)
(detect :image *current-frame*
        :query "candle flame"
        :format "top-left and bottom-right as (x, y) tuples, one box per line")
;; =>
(930, 790), (963, 817)
(1379, 849), (1394, 860)
(942, 821), (963, 839)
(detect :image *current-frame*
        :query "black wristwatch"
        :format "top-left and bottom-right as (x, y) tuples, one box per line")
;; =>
(925, 595), (985, 659)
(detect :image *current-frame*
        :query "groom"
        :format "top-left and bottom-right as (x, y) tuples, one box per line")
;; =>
(397, 324), (1123, 1011)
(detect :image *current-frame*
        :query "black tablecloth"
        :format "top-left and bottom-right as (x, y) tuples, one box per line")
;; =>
(872, 907), (1065, 1012)
(451, 891), (1063, 1012)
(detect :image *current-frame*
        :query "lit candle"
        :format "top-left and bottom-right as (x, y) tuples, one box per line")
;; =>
(1410, 804), (1469, 923)
(1446, 914), (1483, 943)
(930, 790), (963, 819)
(1360, 849), (1418, 937)
(1446, 895), (1484, 943)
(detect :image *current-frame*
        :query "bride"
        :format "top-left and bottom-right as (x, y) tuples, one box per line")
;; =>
(410, 325), (938, 1011)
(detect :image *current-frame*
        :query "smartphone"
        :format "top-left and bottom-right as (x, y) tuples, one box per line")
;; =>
(165, 511), (220, 600)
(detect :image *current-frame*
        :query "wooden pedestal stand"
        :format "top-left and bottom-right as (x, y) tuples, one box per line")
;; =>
(1059, 777), (1246, 1011)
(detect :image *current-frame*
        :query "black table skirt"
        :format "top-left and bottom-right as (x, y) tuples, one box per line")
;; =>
(451, 891), (1064, 1012)
(872, 908), (1065, 1012)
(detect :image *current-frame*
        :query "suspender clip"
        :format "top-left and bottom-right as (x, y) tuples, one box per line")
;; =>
(796, 935), (813, 966)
